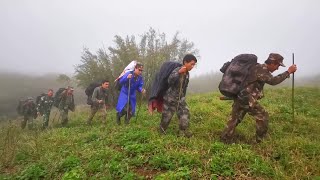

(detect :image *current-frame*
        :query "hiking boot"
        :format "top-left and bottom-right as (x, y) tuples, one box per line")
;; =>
(255, 135), (265, 143)
(220, 134), (233, 144)
(116, 113), (121, 125)
(178, 130), (193, 138)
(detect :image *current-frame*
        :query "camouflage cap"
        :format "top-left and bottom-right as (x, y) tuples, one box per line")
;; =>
(268, 53), (285, 67)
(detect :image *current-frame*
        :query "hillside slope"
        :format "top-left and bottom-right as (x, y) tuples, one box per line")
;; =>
(0, 87), (319, 179)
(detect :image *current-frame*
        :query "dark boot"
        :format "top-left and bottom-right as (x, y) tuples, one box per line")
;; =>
(116, 112), (121, 125)
(255, 133), (266, 143)
(178, 129), (193, 138)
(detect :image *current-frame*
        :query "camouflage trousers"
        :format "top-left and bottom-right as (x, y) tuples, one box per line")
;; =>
(42, 112), (51, 128)
(21, 115), (34, 129)
(87, 106), (107, 125)
(60, 109), (69, 127)
(221, 99), (269, 140)
(160, 95), (190, 132)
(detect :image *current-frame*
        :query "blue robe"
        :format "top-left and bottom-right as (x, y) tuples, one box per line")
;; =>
(116, 71), (144, 115)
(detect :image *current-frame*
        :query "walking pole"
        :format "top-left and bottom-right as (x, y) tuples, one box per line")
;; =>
(292, 53), (295, 122)
(127, 74), (131, 121)
(176, 74), (185, 112)
(51, 99), (62, 125)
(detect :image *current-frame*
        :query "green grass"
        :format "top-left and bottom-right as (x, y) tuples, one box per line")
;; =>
(0, 87), (319, 179)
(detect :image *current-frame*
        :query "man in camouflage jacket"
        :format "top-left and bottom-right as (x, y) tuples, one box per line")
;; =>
(58, 87), (75, 127)
(159, 54), (197, 138)
(221, 53), (297, 143)
(37, 89), (54, 129)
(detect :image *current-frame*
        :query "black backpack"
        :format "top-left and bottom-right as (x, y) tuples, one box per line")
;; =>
(149, 61), (182, 101)
(85, 82), (101, 105)
(218, 54), (258, 98)
(53, 88), (67, 108)
(114, 79), (122, 91)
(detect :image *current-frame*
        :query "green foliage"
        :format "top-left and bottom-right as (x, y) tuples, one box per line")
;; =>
(155, 167), (191, 179)
(17, 164), (47, 180)
(74, 27), (199, 104)
(60, 156), (81, 172)
(62, 167), (86, 180)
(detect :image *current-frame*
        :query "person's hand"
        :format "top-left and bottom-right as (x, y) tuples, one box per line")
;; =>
(178, 66), (187, 74)
(37, 112), (42, 116)
(127, 74), (133, 79)
(98, 100), (103, 104)
(141, 89), (146, 95)
(287, 64), (297, 74)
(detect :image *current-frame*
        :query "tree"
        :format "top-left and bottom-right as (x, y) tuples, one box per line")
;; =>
(74, 27), (199, 105)
(56, 74), (71, 86)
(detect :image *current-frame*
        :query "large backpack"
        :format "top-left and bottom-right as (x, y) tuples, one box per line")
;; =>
(85, 82), (101, 105)
(114, 61), (137, 91)
(148, 61), (182, 113)
(53, 88), (67, 108)
(218, 54), (258, 98)
(16, 98), (37, 117)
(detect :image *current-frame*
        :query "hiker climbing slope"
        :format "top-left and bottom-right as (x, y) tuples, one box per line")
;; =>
(220, 53), (297, 143)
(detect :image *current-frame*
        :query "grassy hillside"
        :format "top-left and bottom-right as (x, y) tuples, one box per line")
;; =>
(0, 87), (319, 179)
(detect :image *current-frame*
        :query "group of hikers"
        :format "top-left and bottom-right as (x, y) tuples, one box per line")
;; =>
(17, 53), (297, 143)
(17, 87), (75, 129)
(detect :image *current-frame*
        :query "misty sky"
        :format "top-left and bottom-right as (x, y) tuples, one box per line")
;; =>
(0, 0), (319, 77)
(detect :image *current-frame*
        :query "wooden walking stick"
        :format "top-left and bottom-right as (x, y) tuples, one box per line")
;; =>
(292, 53), (295, 121)
(127, 75), (131, 121)
(177, 74), (185, 112)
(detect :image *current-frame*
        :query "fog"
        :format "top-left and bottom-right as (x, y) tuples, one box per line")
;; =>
(0, 0), (319, 77)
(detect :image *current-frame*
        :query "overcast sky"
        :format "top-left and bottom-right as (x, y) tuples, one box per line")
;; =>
(0, 0), (319, 77)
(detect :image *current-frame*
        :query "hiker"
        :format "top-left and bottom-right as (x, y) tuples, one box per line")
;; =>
(19, 97), (37, 129)
(116, 62), (146, 125)
(57, 86), (75, 127)
(148, 61), (183, 114)
(86, 80), (110, 125)
(158, 54), (197, 138)
(37, 89), (54, 129)
(220, 53), (297, 143)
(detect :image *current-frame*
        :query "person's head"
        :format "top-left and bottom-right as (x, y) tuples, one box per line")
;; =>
(48, 89), (54, 97)
(101, 79), (110, 89)
(182, 54), (197, 71)
(134, 62), (144, 76)
(265, 53), (285, 73)
(67, 86), (74, 94)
